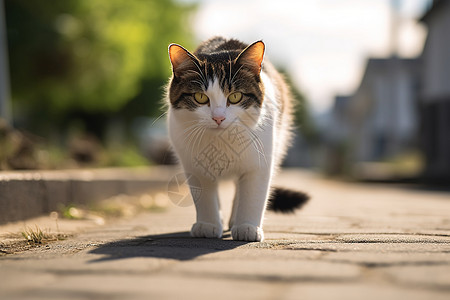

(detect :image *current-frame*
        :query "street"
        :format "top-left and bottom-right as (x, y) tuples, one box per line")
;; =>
(1, 169), (449, 300)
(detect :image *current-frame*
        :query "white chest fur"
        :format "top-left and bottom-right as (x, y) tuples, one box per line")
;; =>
(169, 114), (273, 181)
(168, 73), (279, 181)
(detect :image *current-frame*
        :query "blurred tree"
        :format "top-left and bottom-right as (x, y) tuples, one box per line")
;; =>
(278, 69), (318, 144)
(5, 0), (195, 135)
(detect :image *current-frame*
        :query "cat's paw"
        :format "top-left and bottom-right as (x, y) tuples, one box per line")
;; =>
(231, 223), (264, 242)
(191, 222), (223, 239)
(228, 219), (235, 231)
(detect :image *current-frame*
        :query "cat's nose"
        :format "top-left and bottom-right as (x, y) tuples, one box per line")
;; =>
(212, 116), (226, 125)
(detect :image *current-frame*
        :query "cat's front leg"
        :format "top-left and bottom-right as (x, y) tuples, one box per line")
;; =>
(189, 177), (223, 238)
(228, 181), (240, 230)
(231, 170), (271, 242)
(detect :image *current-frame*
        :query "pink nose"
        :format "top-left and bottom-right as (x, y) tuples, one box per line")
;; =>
(212, 116), (225, 125)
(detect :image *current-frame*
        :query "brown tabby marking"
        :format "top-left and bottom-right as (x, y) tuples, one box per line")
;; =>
(168, 37), (265, 111)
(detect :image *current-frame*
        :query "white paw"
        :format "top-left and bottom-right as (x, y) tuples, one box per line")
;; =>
(228, 219), (235, 230)
(191, 222), (223, 239)
(231, 223), (264, 242)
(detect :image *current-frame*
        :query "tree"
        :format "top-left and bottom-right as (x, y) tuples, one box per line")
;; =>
(5, 0), (195, 134)
(277, 68), (318, 144)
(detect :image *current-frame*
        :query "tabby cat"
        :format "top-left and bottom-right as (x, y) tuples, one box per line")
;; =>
(166, 37), (308, 242)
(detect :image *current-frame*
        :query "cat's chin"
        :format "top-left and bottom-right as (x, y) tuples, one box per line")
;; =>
(208, 125), (227, 130)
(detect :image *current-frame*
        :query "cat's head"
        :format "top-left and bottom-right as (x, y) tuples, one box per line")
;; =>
(167, 40), (265, 130)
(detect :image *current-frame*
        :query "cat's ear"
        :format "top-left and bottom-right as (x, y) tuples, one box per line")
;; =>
(235, 41), (265, 75)
(168, 44), (200, 77)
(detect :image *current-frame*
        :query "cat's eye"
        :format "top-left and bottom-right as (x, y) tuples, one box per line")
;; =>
(228, 92), (242, 104)
(194, 92), (209, 104)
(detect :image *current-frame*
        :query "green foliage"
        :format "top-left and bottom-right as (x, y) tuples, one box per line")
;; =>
(278, 68), (318, 143)
(5, 0), (195, 128)
(99, 144), (150, 168)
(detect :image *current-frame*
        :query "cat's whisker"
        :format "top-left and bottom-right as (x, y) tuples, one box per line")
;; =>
(181, 124), (205, 148)
(194, 126), (207, 159)
(184, 128), (202, 160)
(227, 53), (233, 86)
(185, 71), (207, 88)
(180, 124), (201, 137)
(151, 112), (168, 126)
(186, 126), (203, 152)
(194, 126), (207, 148)
(185, 70), (202, 77)
(192, 80), (206, 88)
(181, 120), (201, 126)
(230, 74), (246, 86)
(254, 140), (268, 168)
(180, 130), (194, 150)
(192, 61), (207, 85)
(185, 129), (197, 157)
(229, 119), (267, 166)
(230, 64), (244, 86)
(180, 119), (203, 127)
(193, 125), (207, 148)
(246, 128), (268, 168)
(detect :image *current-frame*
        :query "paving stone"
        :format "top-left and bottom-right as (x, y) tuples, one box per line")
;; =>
(1, 169), (450, 299)
(382, 265), (450, 289)
(285, 283), (450, 300)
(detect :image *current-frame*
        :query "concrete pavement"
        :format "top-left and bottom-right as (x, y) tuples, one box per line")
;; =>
(0, 167), (176, 224)
(1, 169), (450, 300)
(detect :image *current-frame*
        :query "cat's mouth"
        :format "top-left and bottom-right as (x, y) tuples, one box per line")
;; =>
(209, 122), (229, 129)
(205, 123), (229, 131)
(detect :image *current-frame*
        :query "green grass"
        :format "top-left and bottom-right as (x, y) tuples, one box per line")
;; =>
(21, 226), (64, 245)
(99, 144), (151, 168)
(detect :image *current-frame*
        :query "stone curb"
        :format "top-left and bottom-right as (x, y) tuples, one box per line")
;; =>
(0, 166), (177, 224)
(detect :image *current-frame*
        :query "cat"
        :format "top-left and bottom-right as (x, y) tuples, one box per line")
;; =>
(166, 37), (308, 242)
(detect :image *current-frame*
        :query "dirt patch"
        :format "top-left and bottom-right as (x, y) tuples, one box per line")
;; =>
(0, 232), (71, 255)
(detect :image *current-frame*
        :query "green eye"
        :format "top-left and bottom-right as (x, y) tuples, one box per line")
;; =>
(194, 92), (209, 104)
(228, 92), (242, 104)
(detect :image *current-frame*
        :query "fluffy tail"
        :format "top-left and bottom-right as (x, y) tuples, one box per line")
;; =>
(267, 187), (310, 213)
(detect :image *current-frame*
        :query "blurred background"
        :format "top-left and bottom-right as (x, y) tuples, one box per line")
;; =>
(0, 0), (448, 183)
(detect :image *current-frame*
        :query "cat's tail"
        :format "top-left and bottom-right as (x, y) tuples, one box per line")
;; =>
(267, 187), (310, 213)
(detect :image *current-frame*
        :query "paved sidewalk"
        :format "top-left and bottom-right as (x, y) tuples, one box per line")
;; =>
(1, 169), (449, 300)
(0, 167), (176, 224)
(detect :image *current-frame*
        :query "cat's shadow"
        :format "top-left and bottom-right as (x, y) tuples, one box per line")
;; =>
(88, 231), (249, 263)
